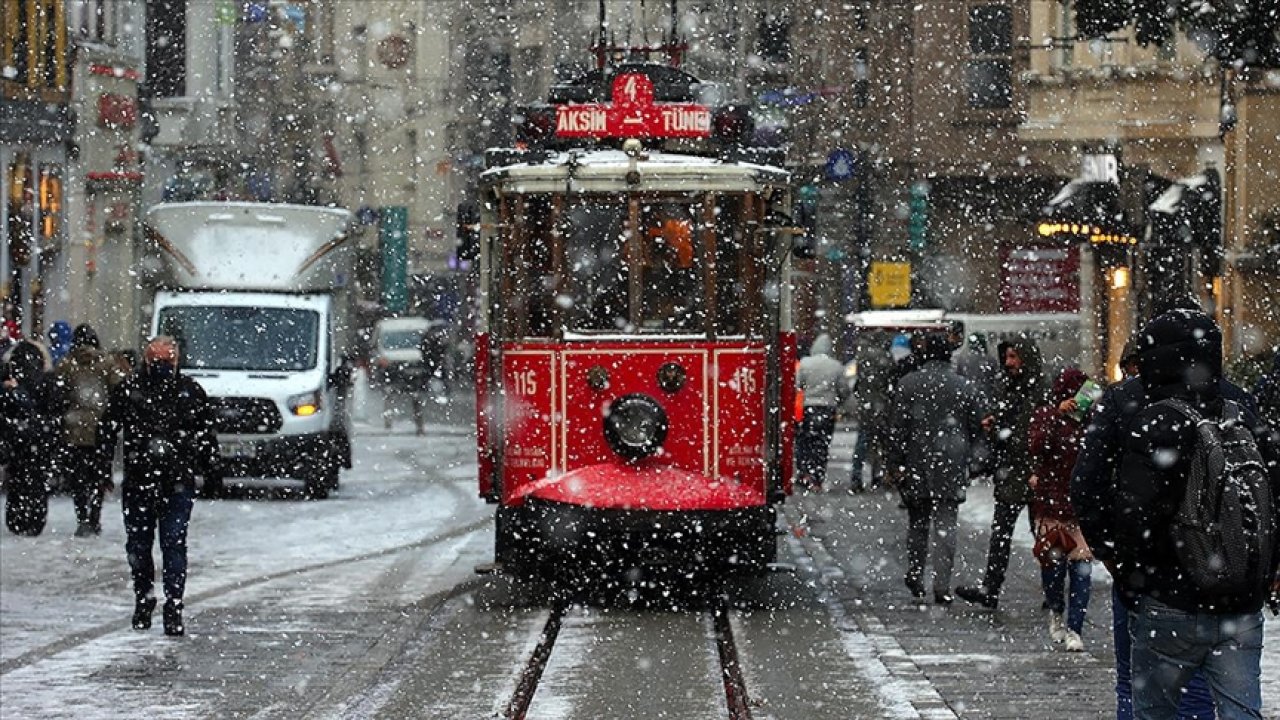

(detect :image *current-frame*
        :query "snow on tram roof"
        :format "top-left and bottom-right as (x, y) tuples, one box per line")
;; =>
(480, 148), (789, 192)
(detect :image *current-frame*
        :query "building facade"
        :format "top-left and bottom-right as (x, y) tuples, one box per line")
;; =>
(1021, 0), (1280, 375)
(788, 0), (1065, 346)
(2, 0), (73, 339)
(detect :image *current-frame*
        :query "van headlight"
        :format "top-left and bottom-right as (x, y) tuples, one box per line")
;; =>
(287, 390), (322, 417)
(603, 394), (668, 461)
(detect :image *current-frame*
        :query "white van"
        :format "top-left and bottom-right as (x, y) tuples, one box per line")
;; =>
(146, 202), (356, 499)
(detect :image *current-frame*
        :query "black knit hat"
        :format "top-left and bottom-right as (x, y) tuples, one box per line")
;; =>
(72, 324), (100, 349)
(1136, 309), (1222, 392)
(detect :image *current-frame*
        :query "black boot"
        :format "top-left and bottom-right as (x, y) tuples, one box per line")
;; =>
(955, 584), (999, 610)
(163, 599), (184, 637)
(132, 597), (156, 630)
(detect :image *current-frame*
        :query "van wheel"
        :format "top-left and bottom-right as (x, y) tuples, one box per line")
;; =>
(305, 462), (337, 500)
(304, 476), (330, 500)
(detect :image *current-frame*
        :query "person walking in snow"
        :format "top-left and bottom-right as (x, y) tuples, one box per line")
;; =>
(1028, 367), (1094, 652)
(101, 337), (219, 636)
(0, 340), (60, 536)
(1107, 310), (1278, 719)
(52, 324), (126, 536)
(886, 333), (986, 604)
(795, 333), (847, 491)
(956, 335), (1048, 610)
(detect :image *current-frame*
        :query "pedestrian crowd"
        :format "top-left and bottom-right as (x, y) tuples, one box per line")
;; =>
(1, 322), (219, 638)
(796, 305), (1280, 720)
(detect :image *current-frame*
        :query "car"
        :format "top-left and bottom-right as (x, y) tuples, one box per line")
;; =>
(369, 317), (443, 391)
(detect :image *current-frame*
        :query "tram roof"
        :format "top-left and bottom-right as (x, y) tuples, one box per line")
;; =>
(480, 149), (790, 194)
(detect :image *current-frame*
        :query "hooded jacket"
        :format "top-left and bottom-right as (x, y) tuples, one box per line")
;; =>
(796, 334), (847, 409)
(887, 335), (987, 502)
(991, 336), (1049, 503)
(1111, 310), (1280, 614)
(1028, 367), (1087, 522)
(0, 341), (61, 472)
(54, 342), (126, 448)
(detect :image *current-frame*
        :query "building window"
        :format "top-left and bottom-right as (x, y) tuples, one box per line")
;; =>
(2, 0), (69, 92)
(68, 0), (115, 45)
(756, 11), (790, 64)
(851, 47), (868, 109)
(145, 0), (186, 98)
(966, 4), (1013, 108)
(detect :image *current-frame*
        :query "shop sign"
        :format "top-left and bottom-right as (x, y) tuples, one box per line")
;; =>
(1000, 245), (1080, 313)
(868, 261), (911, 308)
(97, 93), (137, 129)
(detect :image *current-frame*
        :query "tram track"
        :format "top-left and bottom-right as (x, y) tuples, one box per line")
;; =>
(0, 514), (493, 676)
(500, 595), (756, 720)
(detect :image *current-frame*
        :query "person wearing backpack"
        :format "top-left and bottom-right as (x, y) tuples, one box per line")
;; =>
(1111, 310), (1279, 720)
(53, 325), (126, 536)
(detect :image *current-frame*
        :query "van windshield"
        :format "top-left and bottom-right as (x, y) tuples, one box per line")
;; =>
(158, 306), (321, 372)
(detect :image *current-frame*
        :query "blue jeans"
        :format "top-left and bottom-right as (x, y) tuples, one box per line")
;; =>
(1112, 587), (1216, 720)
(122, 482), (194, 602)
(1041, 559), (1092, 634)
(1129, 596), (1264, 720)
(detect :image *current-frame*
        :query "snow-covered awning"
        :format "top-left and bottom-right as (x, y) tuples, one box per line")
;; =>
(1042, 178), (1120, 224)
(1150, 171), (1213, 217)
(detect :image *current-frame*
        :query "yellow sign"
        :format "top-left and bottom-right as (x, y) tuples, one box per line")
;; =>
(869, 261), (911, 308)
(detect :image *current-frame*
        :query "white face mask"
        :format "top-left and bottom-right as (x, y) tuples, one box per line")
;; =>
(891, 346), (911, 362)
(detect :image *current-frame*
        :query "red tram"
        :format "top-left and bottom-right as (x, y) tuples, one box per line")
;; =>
(473, 41), (797, 576)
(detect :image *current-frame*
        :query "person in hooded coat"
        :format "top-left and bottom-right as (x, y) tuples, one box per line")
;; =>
(1110, 310), (1279, 720)
(53, 324), (127, 536)
(795, 333), (847, 490)
(1071, 325), (1252, 720)
(0, 340), (60, 535)
(956, 334), (1048, 610)
(1028, 366), (1094, 652)
(848, 335), (897, 492)
(886, 332), (986, 604)
(101, 337), (219, 636)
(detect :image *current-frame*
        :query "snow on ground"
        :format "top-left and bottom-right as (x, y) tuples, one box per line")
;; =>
(0, 416), (492, 720)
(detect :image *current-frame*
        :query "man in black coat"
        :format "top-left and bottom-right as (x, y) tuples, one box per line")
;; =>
(1071, 329), (1258, 720)
(1087, 310), (1278, 719)
(101, 337), (219, 636)
(887, 333), (987, 605)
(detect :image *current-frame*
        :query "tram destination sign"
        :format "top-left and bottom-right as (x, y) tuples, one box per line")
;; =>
(555, 73), (712, 139)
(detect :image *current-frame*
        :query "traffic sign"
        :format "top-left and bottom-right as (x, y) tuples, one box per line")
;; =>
(825, 149), (858, 182)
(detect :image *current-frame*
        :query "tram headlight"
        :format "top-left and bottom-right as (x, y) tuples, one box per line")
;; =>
(603, 394), (668, 461)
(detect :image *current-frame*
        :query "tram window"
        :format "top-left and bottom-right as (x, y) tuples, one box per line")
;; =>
(499, 196), (556, 338)
(639, 202), (705, 332)
(564, 201), (629, 332)
(715, 195), (750, 336)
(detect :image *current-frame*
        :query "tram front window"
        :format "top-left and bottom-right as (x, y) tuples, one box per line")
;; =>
(565, 202), (629, 332)
(639, 202), (704, 332)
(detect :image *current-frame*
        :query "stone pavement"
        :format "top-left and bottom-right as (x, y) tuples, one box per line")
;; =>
(784, 429), (1127, 719)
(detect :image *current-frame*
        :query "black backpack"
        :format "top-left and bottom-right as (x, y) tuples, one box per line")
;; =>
(1159, 398), (1276, 598)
